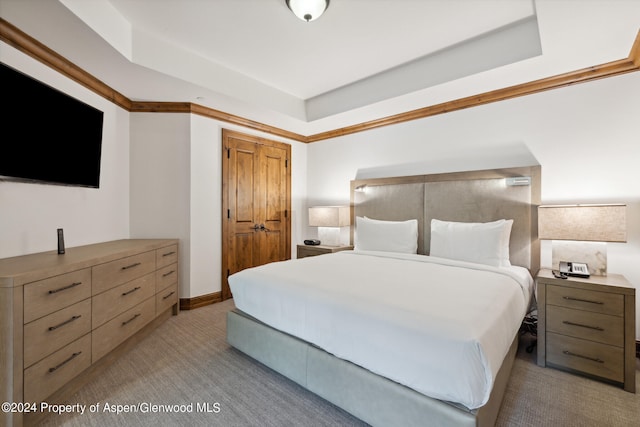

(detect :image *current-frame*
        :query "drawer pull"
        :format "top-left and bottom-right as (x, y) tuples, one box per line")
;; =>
(162, 251), (176, 257)
(122, 313), (141, 326)
(48, 315), (82, 331)
(162, 270), (175, 277)
(122, 286), (141, 296)
(121, 262), (141, 270)
(162, 291), (176, 300)
(562, 320), (604, 331)
(49, 351), (82, 373)
(563, 296), (603, 305)
(48, 281), (82, 294)
(563, 350), (604, 363)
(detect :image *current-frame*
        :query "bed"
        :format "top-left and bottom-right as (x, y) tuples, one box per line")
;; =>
(227, 166), (541, 426)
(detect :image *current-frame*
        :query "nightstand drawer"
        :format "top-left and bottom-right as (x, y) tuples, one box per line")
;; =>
(297, 244), (353, 259)
(547, 284), (624, 316)
(547, 306), (624, 346)
(547, 332), (623, 382)
(297, 246), (321, 258)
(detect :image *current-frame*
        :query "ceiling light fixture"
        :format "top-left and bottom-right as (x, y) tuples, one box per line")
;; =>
(286, 0), (329, 22)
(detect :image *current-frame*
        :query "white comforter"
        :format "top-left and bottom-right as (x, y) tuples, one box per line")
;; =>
(229, 250), (533, 409)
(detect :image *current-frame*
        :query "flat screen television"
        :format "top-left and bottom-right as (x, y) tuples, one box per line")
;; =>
(0, 62), (104, 188)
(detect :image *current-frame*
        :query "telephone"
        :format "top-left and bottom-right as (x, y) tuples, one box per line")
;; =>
(559, 261), (590, 278)
(304, 239), (321, 246)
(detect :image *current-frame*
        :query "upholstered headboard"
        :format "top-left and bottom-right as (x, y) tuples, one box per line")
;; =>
(350, 166), (541, 274)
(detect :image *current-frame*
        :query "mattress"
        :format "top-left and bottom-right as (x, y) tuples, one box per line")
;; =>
(229, 250), (533, 409)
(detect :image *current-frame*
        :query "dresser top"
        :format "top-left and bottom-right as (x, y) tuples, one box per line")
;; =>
(0, 239), (178, 288)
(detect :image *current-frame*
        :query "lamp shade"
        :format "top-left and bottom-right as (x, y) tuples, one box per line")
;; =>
(309, 206), (350, 227)
(286, 0), (329, 22)
(538, 204), (626, 242)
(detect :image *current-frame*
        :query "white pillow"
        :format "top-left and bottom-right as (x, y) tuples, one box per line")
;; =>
(429, 219), (513, 267)
(355, 216), (418, 254)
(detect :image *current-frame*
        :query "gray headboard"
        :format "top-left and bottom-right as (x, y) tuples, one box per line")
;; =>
(350, 166), (541, 274)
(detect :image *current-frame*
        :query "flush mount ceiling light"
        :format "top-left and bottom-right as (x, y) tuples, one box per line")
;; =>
(286, 0), (330, 22)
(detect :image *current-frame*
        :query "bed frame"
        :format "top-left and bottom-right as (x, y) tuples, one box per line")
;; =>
(227, 166), (541, 426)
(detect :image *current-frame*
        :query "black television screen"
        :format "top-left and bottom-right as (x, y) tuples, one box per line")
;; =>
(0, 62), (104, 188)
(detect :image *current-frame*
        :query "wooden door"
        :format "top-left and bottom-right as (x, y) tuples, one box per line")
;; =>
(222, 129), (291, 300)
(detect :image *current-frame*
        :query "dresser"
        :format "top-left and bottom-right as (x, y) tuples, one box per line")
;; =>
(536, 269), (635, 392)
(0, 239), (179, 426)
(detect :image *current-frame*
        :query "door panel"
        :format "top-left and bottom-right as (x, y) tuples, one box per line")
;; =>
(235, 149), (256, 223)
(265, 154), (282, 222)
(231, 233), (255, 273)
(222, 130), (291, 300)
(262, 145), (287, 261)
(262, 231), (282, 265)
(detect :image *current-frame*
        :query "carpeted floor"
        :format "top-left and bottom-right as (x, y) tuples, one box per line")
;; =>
(38, 299), (640, 426)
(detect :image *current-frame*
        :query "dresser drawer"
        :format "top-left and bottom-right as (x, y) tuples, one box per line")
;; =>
(92, 273), (155, 328)
(92, 296), (156, 362)
(156, 263), (178, 292)
(23, 268), (92, 323)
(24, 298), (92, 368)
(157, 245), (178, 269)
(156, 282), (178, 315)
(92, 251), (156, 295)
(547, 284), (623, 316)
(546, 332), (624, 383)
(23, 333), (91, 403)
(547, 305), (624, 347)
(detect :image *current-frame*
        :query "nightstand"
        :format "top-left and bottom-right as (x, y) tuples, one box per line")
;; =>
(536, 269), (636, 392)
(296, 244), (353, 259)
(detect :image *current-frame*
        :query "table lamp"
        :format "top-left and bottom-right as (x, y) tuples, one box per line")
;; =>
(538, 204), (626, 276)
(308, 206), (350, 246)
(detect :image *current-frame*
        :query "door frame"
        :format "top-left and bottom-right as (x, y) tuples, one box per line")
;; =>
(221, 128), (292, 300)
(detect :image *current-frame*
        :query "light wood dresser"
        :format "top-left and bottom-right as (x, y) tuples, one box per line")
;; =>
(0, 239), (179, 426)
(536, 269), (635, 392)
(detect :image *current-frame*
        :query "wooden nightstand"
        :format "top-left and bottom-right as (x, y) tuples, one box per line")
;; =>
(536, 269), (636, 392)
(296, 244), (353, 259)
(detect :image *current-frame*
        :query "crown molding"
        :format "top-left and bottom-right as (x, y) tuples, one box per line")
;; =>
(0, 18), (132, 111)
(2, 18), (639, 144)
(0, 18), (304, 143)
(306, 45), (640, 142)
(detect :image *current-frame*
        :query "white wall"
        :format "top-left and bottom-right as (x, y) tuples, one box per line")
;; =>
(129, 113), (307, 299)
(129, 113), (191, 296)
(0, 43), (130, 258)
(306, 71), (640, 339)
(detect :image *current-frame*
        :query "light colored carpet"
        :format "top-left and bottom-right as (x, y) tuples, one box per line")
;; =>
(39, 299), (640, 426)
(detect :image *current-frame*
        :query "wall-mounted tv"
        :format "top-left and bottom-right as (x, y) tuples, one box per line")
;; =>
(0, 62), (104, 188)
